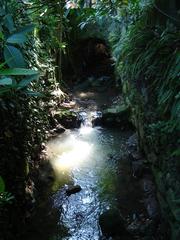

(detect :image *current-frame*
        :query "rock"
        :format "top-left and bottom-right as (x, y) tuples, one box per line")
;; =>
(126, 220), (142, 234)
(66, 185), (82, 196)
(101, 104), (133, 128)
(127, 218), (156, 237)
(132, 160), (144, 178)
(99, 208), (127, 237)
(145, 196), (160, 220)
(49, 124), (66, 136)
(127, 133), (138, 151)
(142, 179), (160, 220)
(53, 124), (66, 134)
(91, 111), (103, 127)
(143, 179), (155, 196)
(54, 110), (81, 129)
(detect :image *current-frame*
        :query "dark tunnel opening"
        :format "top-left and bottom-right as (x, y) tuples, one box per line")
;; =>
(63, 38), (115, 84)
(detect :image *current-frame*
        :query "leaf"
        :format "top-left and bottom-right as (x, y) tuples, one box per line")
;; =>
(172, 149), (180, 157)
(18, 74), (39, 89)
(7, 33), (27, 44)
(0, 31), (4, 40)
(0, 68), (38, 76)
(3, 45), (26, 68)
(0, 77), (13, 85)
(0, 62), (8, 69)
(0, 176), (5, 193)
(18, 24), (35, 34)
(4, 192), (14, 202)
(79, 22), (87, 30)
(4, 14), (15, 33)
(0, 7), (5, 17)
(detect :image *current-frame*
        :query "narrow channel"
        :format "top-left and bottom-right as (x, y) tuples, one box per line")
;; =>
(46, 110), (144, 240)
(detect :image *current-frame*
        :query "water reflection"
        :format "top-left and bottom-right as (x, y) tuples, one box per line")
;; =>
(46, 126), (132, 240)
(47, 134), (93, 171)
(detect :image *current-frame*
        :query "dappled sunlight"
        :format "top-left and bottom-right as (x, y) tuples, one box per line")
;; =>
(77, 91), (96, 98)
(79, 126), (94, 135)
(47, 135), (93, 172)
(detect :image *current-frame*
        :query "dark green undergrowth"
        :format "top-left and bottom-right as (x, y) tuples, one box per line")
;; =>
(114, 3), (180, 239)
(0, 1), (66, 239)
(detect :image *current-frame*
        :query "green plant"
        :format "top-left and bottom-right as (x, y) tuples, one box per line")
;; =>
(0, 1), (42, 97)
(119, 15), (180, 128)
(0, 176), (14, 206)
(0, 9), (35, 68)
(0, 66), (40, 96)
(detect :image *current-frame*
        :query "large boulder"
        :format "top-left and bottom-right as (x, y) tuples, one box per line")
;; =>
(101, 104), (132, 128)
(91, 102), (133, 129)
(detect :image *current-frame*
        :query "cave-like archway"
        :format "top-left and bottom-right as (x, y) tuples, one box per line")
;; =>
(76, 38), (114, 78)
(63, 38), (115, 83)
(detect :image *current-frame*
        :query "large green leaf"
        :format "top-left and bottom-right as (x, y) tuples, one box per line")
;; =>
(0, 68), (38, 76)
(4, 14), (15, 33)
(3, 45), (26, 68)
(0, 176), (5, 193)
(18, 75), (39, 89)
(0, 87), (13, 95)
(18, 24), (35, 34)
(7, 33), (27, 44)
(0, 77), (13, 85)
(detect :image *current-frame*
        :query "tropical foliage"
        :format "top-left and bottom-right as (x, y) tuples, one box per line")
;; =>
(0, 0), (179, 239)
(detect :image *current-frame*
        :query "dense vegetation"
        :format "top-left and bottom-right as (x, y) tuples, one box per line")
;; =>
(0, 0), (179, 239)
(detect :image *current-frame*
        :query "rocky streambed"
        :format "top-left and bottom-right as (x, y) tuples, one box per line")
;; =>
(21, 83), (165, 240)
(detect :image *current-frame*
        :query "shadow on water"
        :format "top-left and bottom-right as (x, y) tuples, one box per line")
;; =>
(21, 122), (146, 240)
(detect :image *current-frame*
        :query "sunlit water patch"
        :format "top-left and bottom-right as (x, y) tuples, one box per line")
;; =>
(47, 134), (92, 171)
(46, 125), (133, 240)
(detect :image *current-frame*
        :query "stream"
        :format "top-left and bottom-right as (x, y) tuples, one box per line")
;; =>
(45, 111), (144, 240)
(23, 88), (148, 240)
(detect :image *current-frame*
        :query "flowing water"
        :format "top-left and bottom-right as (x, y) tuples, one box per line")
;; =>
(43, 111), (144, 240)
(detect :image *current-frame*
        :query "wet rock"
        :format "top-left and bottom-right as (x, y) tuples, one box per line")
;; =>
(101, 104), (132, 128)
(66, 185), (82, 196)
(131, 151), (143, 160)
(145, 196), (160, 220)
(127, 133), (138, 150)
(99, 208), (127, 237)
(127, 218), (156, 237)
(142, 178), (160, 220)
(92, 117), (101, 126)
(126, 220), (142, 235)
(53, 124), (66, 134)
(49, 124), (66, 135)
(143, 179), (155, 196)
(54, 110), (81, 129)
(91, 111), (102, 127)
(132, 160), (145, 178)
